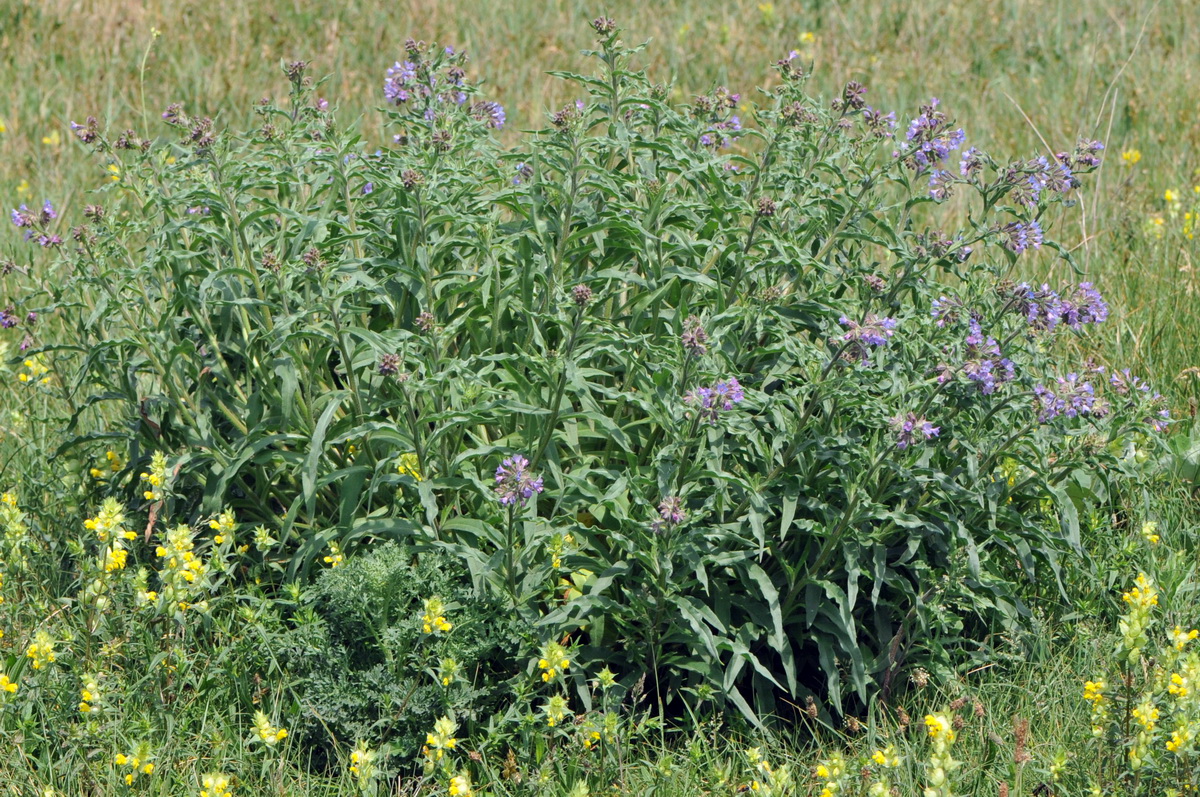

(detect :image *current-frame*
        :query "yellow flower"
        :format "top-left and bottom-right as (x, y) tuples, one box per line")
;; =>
(1165, 189), (1178, 203)
(114, 754), (128, 766)
(1122, 572), (1159, 608)
(0, 118), (5, 133)
(421, 596), (452, 634)
(253, 710), (288, 745)
(396, 452), (423, 481)
(42, 130), (61, 147)
(422, 715), (458, 763)
(1173, 626), (1200, 651)
(16, 179), (30, 197)
(537, 640), (571, 682)
(1122, 149), (1141, 165)
(140, 452), (169, 501)
(924, 713), (952, 740)
(1083, 679), (1106, 704)
(0, 674), (17, 694)
(543, 694), (570, 726)
(1141, 521), (1160, 544)
(1132, 699), (1159, 731)
(448, 774), (472, 796)
(107, 164), (121, 182)
(199, 773), (232, 797)
(757, 3), (775, 23)
(1169, 672), (1190, 698)
(800, 31), (816, 44)
(323, 540), (344, 568)
(26, 630), (58, 669)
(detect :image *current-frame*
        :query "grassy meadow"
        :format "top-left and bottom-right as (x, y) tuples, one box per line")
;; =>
(0, 0), (1199, 794)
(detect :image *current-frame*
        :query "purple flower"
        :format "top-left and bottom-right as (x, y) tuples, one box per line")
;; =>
(0, 307), (16, 328)
(1034, 374), (1096, 422)
(896, 98), (965, 172)
(928, 169), (954, 201)
(362, 182), (374, 195)
(959, 147), (983, 178)
(651, 496), (687, 534)
(1002, 220), (1042, 254)
(681, 316), (708, 356)
(316, 97), (329, 111)
(41, 200), (56, 221)
(1110, 368), (1150, 396)
(839, 314), (898, 347)
(891, 413), (940, 450)
(931, 295), (964, 327)
(685, 378), (745, 423)
(471, 101), (506, 129)
(494, 454), (544, 507)
(10, 205), (31, 228)
(384, 60), (418, 104)
(862, 107), (897, 139)
(1058, 282), (1108, 327)
(512, 162), (533, 186)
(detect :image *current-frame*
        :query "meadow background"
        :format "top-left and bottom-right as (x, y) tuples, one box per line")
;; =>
(1, 0), (1199, 794)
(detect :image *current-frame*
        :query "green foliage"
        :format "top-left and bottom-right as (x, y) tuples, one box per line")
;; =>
(280, 542), (521, 756)
(2, 25), (1171, 726)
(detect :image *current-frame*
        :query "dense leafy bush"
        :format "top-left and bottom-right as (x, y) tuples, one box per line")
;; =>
(280, 543), (521, 757)
(6, 23), (1169, 722)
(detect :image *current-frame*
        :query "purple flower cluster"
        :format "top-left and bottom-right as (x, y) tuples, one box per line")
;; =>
(931, 295), (966, 327)
(470, 100), (506, 129)
(1033, 374), (1098, 422)
(961, 319), (1016, 394)
(839, 314), (898, 346)
(891, 413), (940, 450)
(1015, 281), (1108, 331)
(651, 496), (686, 534)
(1001, 220), (1042, 254)
(685, 378), (745, 424)
(10, 201), (61, 247)
(959, 147), (983, 178)
(699, 115), (741, 150)
(862, 106), (897, 139)
(0, 307), (16, 329)
(384, 60), (419, 104)
(928, 168), (954, 201)
(494, 454), (544, 507)
(1007, 156), (1073, 207)
(681, 316), (708, 356)
(895, 98), (966, 172)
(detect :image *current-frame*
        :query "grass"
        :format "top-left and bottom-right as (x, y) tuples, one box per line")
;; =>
(1, 0), (1199, 794)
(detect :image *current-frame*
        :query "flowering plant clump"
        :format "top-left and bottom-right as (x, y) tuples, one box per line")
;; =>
(8, 20), (1168, 724)
(1083, 554), (1200, 789)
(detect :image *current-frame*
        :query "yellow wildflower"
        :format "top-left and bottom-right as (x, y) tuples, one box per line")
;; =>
(42, 130), (61, 147)
(0, 673), (17, 694)
(140, 452), (169, 501)
(209, 508), (236, 544)
(800, 31), (816, 44)
(543, 694), (570, 727)
(107, 164), (121, 182)
(199, 773), (232, 797)
(26, 630), (57, 669)
(448, 774), (472, 797)
(1122, 149), (1141, 165)
(396, 452), (423, 481)
(253, 710), (288, 745)
(323, 540), (344, 568)
(1142, 521), (1160, 545)
(537, 639), (571, 682)
(16, 179), (30, 197)
(1122, 573), (1158, 608)
(1083, 680), (1106, 704)
(421, 596), (451, 634)
(1132, 699), (1159, 731)
(423, 715), (458, 763)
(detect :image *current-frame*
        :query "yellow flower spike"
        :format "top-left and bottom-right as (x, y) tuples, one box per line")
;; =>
(1142, 521), (1160, 545)
(0, 674), (18, 694)
(800, 31), (816, 44)
(107, 164), (121, 182)
(1122, 149), (1141, 165)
